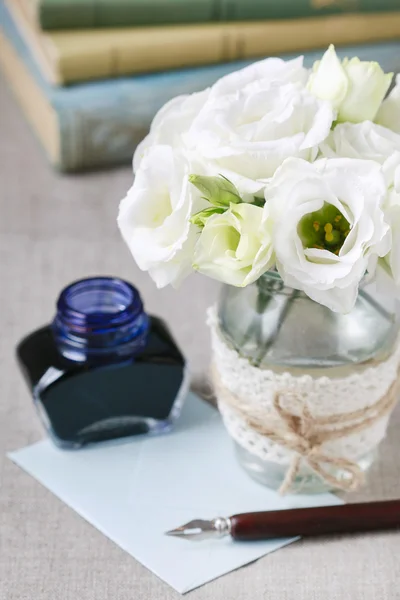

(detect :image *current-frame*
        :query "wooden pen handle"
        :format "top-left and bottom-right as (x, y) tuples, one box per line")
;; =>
(230, 500), (400, 541)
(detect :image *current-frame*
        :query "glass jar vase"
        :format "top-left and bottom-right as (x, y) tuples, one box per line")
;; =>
(214, 272), (400, 493)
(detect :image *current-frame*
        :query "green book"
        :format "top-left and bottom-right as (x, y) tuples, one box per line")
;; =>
(31, 0), (400, 30)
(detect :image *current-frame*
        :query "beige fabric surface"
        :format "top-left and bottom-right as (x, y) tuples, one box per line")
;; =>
(1, 76), (400, 600)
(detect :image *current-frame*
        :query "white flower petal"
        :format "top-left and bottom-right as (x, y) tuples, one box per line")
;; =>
(265, 157), (389, 312)
(187, 83), (334, 193)
(320, 122), (400, 165)
(377, 74), (400, 133)
(303, 280), (360, 314)
(339, 58), (392, 123)
(118, 145), (203, 287)
(307, 45), (348, 110)
(193, 203), (274, 287)
(308, 45), (393, 124)
(133, 90), (210, 171)
(210, 56), (307, 99)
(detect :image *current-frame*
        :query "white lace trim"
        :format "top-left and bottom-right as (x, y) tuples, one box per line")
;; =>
(208, 306), (400, 465)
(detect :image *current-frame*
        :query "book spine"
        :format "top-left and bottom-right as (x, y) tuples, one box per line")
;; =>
(39, 0), (95, 30)
(56, 41), (400, 172)
(55, 13), (400, 84)
(39, 0), (400, 30)
(39, 0), (218, 29)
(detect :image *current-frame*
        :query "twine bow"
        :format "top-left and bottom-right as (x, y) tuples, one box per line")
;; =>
(212, 365), (400, 494)
(257, 395), (364, 495)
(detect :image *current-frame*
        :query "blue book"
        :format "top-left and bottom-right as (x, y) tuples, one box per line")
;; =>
(1, 2), (399, 172)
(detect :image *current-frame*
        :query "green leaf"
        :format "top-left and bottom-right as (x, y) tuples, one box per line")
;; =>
(189, 174), (241, 207)
(190, 206), (226, 229)
(251, 197), (265, 208)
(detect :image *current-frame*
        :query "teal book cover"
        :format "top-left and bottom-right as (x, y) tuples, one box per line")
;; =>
(1, 2), (399, 172)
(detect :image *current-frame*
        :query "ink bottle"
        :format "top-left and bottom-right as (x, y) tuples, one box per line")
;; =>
(16, 277), (188, 448)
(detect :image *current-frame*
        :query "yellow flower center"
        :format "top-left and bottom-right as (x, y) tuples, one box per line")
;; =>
(298, 204), (351, 255)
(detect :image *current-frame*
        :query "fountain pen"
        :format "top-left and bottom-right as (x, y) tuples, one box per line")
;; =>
(166, 499), (400, 541)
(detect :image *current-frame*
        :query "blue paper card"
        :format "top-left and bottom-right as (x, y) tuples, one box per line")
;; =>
(8, 393), (342, 593)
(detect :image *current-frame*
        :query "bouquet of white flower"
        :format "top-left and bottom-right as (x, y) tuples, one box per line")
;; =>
(118, 45), (400, 314)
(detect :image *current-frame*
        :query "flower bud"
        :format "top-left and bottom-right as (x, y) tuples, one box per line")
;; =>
(189, 174), (241, 207)
(308, 45), (393, 123)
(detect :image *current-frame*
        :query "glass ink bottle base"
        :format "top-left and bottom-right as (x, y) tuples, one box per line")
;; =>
(17, 277), (189, 448)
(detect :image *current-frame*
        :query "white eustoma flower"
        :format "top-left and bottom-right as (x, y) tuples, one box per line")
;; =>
(208, 56), (308, 99)
(320, 121), (400, 164)
(382, 152), (400, 288)
(185, 81), (334, 196)
(134, 56), (308, 180)
(118, 145), (204, 288)
(384, 197), (400, 289)
(308, 45), (393, 123)
(193, 203), (274, 287)
(265, 158), (391, 313)
(133, 90), (209, 171)
(321, 127), (400, 290)
(377, 74), (400, 134)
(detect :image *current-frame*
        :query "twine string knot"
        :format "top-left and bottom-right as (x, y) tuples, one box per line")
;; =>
(271, 394), (364, 494)
(212, 363), (400, 494)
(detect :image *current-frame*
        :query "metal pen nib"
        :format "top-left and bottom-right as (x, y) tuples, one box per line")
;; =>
(165, 517), (232, 541)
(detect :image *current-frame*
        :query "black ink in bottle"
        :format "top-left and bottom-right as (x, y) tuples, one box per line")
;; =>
(17, 277), (188, 448)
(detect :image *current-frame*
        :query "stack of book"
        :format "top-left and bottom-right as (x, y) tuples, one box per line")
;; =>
(1, 0), (399, 172)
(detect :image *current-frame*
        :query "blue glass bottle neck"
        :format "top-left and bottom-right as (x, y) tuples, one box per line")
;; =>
(52, 277), (149, 363)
